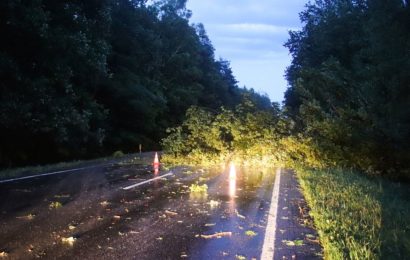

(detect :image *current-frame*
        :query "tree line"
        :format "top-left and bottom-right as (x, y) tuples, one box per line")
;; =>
(284, 0), (410, 179)
(0, 0), (270, 167)
(163, 0), (410, 180)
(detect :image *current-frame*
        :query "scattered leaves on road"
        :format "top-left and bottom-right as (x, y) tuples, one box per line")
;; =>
(54, 194), (71, 198)
(235, 210), (246, 219)
(165, 210), (178, 216)
(208, 200), (220, 208)
(16, 213), (36, 220)
(100, 201), (110, 207)
(49, 201), (62, 209)
(68, 225), (76, 230)
(245, 230), (257, 237)
(28, 244), (34, 252)
(62, 237), (76, 246)
(189, 183), (208, 193)
(201, 232), (232, 239)
(283, 240), (304, 246)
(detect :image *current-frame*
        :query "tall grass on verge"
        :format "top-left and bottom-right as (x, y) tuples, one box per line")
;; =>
(0, 152), (142, 181)
(297, 168), (410, 259)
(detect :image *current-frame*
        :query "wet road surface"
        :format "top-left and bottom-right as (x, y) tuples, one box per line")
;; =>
(0, 157), (277, 259)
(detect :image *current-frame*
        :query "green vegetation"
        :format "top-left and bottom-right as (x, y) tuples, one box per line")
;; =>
(0, 152), (146, 181)
(283, 240), (304, 247)
(49, 201), (63, 209)
(0, 154), (114, 181)
(1, 1), (409, 258)
(0, 158), (101, 181)
(160, 4), (410, 258)
(284, 0), (410, 179)
(189, 183), (208, 193)
(0, 0), (268, 168)
(112, 150), (125, 158)
(235, 255), (246, 260)
(162, 95), (286, 166)
(244, 230), (257, 237)
(281, 3), (410, 255)
(297, 168), (410, 259)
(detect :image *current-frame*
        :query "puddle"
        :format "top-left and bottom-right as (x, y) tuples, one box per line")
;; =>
(185, 165), (277, 259)
(0, 161), (277, 259)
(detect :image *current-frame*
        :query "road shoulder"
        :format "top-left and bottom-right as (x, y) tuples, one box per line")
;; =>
(274, 169), (323, 259)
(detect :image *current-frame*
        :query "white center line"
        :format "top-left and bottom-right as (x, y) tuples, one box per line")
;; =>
(261, 168), (282, 260)
(122, 172), (173, 190)
(0, 164), (111, 184)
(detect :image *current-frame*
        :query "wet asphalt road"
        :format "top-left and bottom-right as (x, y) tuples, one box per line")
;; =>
(0, 156), (276, 259)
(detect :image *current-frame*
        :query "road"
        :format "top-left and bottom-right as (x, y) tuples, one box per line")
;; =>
(0, 155), (278, 259)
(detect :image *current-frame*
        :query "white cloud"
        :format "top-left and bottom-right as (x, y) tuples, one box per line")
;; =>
(186, 0), (307, 102)
(221, 23), (295, 34)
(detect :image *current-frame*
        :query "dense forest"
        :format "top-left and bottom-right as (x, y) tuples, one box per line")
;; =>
(163, 0), (410, 180)
(0, 0), (270, 167)
(284, 0), (410, 179)
(1, 0), (409, 180)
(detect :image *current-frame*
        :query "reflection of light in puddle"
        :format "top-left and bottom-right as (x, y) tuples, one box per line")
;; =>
(228, 162), (237, 215)
(229, 162), (236, 198)
(153, 165), (159, 175)
(189, 192), (208, 201)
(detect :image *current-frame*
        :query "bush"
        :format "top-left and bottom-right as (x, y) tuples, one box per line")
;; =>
(112, 150), (125, 158)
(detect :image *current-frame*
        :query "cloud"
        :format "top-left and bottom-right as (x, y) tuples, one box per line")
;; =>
(221, 23), (296, 34)
(186, 0), (307, 102)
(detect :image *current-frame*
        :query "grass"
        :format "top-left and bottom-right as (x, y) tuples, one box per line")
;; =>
(0, 152), (146, 181)
(297, 168), (410, 259)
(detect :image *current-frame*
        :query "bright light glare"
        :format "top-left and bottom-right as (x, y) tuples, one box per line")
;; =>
(229, 162), (236, 198)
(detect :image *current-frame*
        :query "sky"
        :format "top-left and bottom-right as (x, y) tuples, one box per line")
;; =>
(185, 0), (307, 103)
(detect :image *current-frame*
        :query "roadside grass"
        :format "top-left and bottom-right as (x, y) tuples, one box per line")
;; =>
(0, 152), (147, 181)
(297, 168), (410, 259)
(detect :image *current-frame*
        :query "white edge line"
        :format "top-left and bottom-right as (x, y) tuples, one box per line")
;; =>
(261, 168), (282, 260)
(0, 164), (111, 184)
(122, 172), (173, 190)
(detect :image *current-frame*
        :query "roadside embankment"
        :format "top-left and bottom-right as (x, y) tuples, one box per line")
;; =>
(296, 168), (410, 259)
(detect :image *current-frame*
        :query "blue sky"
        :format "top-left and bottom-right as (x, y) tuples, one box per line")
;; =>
(185, 0), (307, 103)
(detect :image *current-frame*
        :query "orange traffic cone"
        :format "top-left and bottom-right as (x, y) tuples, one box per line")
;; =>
(153, 152), (160, 166)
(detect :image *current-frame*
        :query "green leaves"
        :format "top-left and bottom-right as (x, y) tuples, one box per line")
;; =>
(162, 96), (283, 165)
(284, 0), (410, 179)
(0, 0), (272, 167)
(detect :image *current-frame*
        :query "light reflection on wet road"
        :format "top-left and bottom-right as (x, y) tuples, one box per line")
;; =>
(0, 159), (276, 259)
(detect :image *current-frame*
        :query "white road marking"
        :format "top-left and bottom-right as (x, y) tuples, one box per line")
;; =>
(261, 168), (282, 260)
(0, 164), (111, 184)
(122, 172), (173, 190)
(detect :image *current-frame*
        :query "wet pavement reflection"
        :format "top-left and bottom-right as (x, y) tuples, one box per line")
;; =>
(0, 159), (276, 259)
(188, 164), (276, 260)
